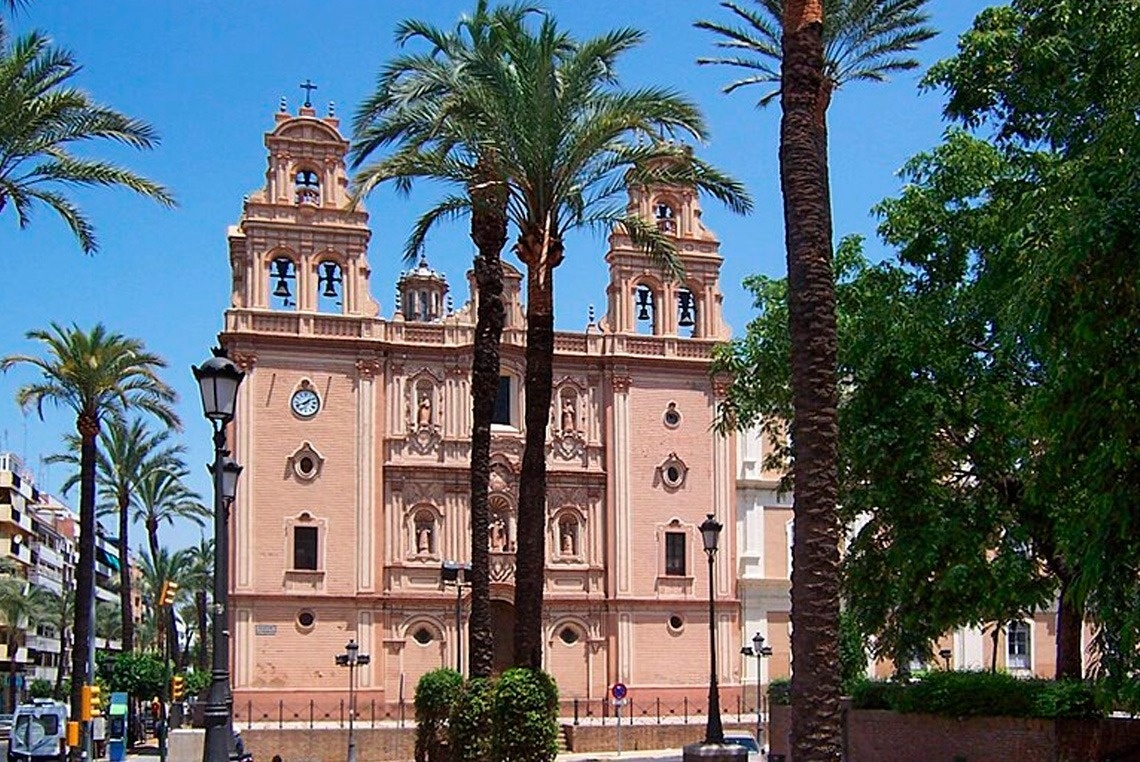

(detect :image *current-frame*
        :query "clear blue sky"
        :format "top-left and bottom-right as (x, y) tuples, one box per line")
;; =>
(0, 0), (991, 552)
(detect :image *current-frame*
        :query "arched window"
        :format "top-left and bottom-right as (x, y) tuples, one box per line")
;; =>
(634, 284), (657, 335)
(558, 516), (580, 559)
(1007, 621), (1031, 670)
(654, 202), (676, 233)
(295, 169), (320, 204)
(269, 257), (297, 310)
(317, 260), (343, 313)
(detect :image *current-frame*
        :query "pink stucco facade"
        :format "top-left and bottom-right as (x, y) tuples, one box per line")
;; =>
(219, 107), (742, 715)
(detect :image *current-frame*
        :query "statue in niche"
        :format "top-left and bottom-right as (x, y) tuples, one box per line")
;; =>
(416, 521), (433, 554)
(560, 521), (577, 556)
(561, 398), (577, 433)
(417, 392), (432, 429)
(489, 516), (507, 551)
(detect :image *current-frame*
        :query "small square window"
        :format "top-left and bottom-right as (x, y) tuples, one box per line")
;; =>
(493, 376), (512, 425)
(665, 532), (686, 576)
(293, 526), (318, 570)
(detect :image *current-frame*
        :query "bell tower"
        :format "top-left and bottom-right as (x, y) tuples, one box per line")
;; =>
(226, 98), (379, 318)
(603, 173), (727, 340)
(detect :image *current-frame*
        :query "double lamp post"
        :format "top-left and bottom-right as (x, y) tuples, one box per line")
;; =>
(193, 349), (245, 762)
(336, 639), (370, 762)
(741, 632), (772, 747)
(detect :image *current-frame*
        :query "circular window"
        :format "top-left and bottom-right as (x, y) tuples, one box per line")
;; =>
(298, 456), (315, 476)
(660, 456), (687, 489)
(297, 610), (315, 629)
(663, 403), (682, 428)
(412, 627), (433, 645)
(559, 627), (580, 645)
(668, 614), (684, 633)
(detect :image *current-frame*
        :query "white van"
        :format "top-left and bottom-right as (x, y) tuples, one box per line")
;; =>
(8, 700), (68, 762)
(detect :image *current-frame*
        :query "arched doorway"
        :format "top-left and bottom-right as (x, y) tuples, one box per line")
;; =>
(490, 599), (515, 675)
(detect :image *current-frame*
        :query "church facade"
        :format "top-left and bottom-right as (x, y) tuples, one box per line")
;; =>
(219, 104), (746, 715)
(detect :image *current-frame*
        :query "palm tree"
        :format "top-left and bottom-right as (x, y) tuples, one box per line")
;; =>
(695, 0), (935, 110)
(49, 419), (185, 652)
(183, 536), (213, 672)
(137, 547), (188, 657)
(446, 16), (750, 666)
(1, 323), (177, 758)
(45, 586), (73, 699)
(0, 569), (53, 710)
(351, 0), (536, 679)
(698, 3), (934, 758)
(0, 23), (175, 253)
(130, 467), (207, 567)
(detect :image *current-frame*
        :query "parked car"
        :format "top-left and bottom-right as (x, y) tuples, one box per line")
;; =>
(8, 700), (68, 762)
(724, 731), (763, 762)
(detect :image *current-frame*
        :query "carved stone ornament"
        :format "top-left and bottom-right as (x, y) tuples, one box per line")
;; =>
(288, 441), (325, 481)
(355, 357), (382, 378)
(401, 480), (444, 509)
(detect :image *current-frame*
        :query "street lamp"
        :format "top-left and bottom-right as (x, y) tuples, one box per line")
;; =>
(939, 647), (952, 671)
(336, 638), (370, 762)
(700, 514), (724, 745)
(740, 632), (772, 746)
(193, 348), (245, 762)
(441, 561), (471, 676)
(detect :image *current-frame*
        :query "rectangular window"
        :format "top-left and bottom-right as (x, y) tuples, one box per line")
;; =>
(293, 526), (318, 571)
(664, 532), (686, 576)
(493, 376), (512, 425)
(1007, 621), (1031, 670)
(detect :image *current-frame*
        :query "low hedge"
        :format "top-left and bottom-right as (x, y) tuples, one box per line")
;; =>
(848, 671), (1106, 719)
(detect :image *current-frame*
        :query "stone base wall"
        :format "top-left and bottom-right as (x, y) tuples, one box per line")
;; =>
(242, 728), (415, 762)
(768, 706), (1140, 762)
(564, 721), (758, 753)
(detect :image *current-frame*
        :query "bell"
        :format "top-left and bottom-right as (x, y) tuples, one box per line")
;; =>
(272, 259), (293, 298)
(636, 287), (653, 322)
(677, 290), (696, 328)
(321, 262), (341, 297)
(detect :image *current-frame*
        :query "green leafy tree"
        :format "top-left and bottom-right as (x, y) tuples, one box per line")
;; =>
(0, 22), (174, 253)
(352, 0), (536, 679)
(96, 650), (166, 705)
(1, 322), (177, 756)
(457, 13), (749, 666)
(922, 0), (1140, 697)
(48, 419), (185, 652)
(699, 1), (934, 756)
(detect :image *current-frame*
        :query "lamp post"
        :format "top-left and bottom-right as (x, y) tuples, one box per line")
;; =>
(441, 561), (471, 676)
(336, 639), (370, 762)
(740, 632), (772, 746)
(939, 647), (952, 671)
(700, 514), (724, 745)
(193, 349), (244, 762)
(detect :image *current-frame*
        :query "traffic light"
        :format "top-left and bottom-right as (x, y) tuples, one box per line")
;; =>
(80, 684), (102, 720)
(159, 580), (179, 606)
(171, 675), (185, 701)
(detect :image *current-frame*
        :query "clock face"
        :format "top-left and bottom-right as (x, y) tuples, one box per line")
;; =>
(291, 388), (320, 418)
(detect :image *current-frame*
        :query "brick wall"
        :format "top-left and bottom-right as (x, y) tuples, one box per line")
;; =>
(768, 706), (1140, 762)
(243, 727), (414, 762)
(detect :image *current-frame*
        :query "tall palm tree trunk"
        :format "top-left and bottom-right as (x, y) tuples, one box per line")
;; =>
(469, 172), (508, 679)
(781, 1), (843, 759)
(71, 415), (99, 762)
(514, 260), (557, 668)
(196, 589), (209, 672)
(7, 635), (19, 710)
(117, 495), (134, 652)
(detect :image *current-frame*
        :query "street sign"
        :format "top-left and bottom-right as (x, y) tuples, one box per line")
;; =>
(611, 682), (627, 700)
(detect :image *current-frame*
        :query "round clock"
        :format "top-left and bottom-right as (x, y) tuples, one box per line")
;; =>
(290, 388), (320, 418)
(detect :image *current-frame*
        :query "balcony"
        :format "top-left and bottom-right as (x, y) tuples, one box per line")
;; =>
(3, 537), (31, 566)
(25, 634), (61, 654)
(0, 504), (35, 533)
(27, 570), (63, 596)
